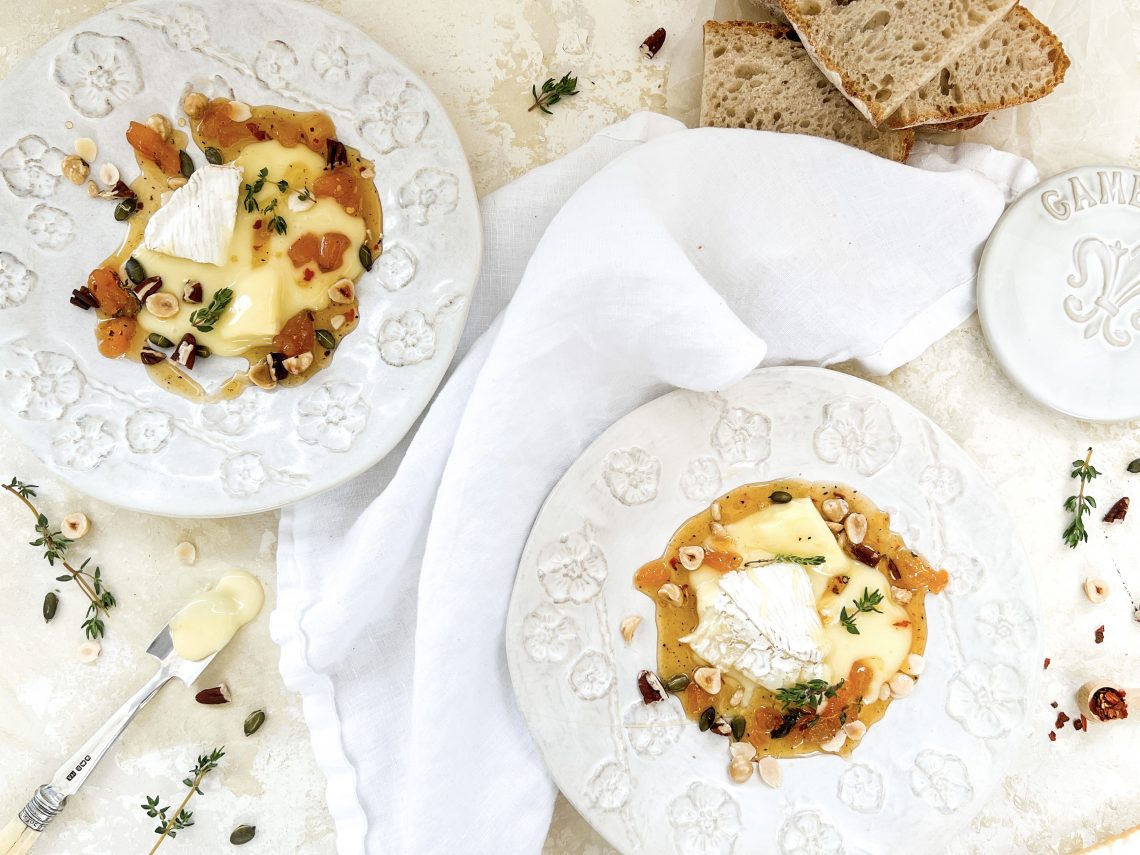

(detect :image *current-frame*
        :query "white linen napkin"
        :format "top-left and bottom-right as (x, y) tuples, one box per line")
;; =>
(271, 113), (1037, 855)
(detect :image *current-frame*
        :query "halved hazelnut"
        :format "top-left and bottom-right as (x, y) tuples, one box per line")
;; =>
(826, 521), (844, 535)
(844, 512), (868, 545)
(819, 730), (847, 753)
(758, 756), (782, 788)
(890, 585), (913, 605)
(619, 615), (641, 644)
(657, 582), (683, 605)
(77, 640), (102, 663)
(905, 653), (926, 675)
(74, 137), (97, 163)
(227, 100), (253, 122)
(146, 292), (180, 319)
(283, 352), (314, 375)
(1084, 578), (1109, 604)
(677, 545), (705, 571)
(694, 666), (722, 695)
(729, 741), (756, 762)
(182, 91), (208, 119)
(821, 498), (849, 522)
(249, 358), (278, 390)
(889, 673), (915, 698)
(174, 541), (197, 565)
(62, 512), (90, 539)
(98, 163), (120, 186)
(328, 279), (355, 304)
(709, 521), (728, 538)
(330, 314), (347, 331)
(843, 720), (867, 741)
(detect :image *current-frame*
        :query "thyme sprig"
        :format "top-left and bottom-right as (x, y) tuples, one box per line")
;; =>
(4, 478), (115, 638)
(775, 678), (845, 711)
(528, 72), (579, 114)
(839, 587), (884, 635)
(242, 167), (268, 213)
(189, 288), (234, 333)
(262, 198), (287, 235)
(745, 554), (826, 568)
(1064, 448), (1100, 549)
(142, 748), (225, 853)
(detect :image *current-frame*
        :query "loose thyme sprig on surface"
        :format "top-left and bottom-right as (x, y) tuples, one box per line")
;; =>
(529, 72), (579, 114)
(142, 748), (225, 853)
(1064, 448), (1100, 549)
(839, 587), (884, 635)
(189, 288), (234, 333)
(775, 678), (845, 711)
(745, 553), (826, 568)
(4, 478), (115, 638)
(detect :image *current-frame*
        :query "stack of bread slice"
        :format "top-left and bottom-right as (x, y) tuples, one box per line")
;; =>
(701, 2), (1070, 162)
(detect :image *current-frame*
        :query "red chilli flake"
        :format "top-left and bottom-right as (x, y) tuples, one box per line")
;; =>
(1055, 711), (1070, 729)
(1089, 687), (1129, 722)
(1048, 731), (1057, 742)
(1095, 625), (1106, 644)
(303, 268), (315, 282)
(1043, 657), (1051, 669)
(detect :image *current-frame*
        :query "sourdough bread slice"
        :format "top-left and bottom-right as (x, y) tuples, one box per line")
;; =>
(700, 21), (914, 162)
(773, 0), (1018, 126)
(884, 6), (1069, 128)
(925, 114), (988, 132)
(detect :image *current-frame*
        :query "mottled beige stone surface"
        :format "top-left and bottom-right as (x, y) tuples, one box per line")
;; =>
(1, 0), (1139, 853)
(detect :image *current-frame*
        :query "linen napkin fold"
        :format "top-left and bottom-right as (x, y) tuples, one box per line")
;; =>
(272, 113), (1037, 855)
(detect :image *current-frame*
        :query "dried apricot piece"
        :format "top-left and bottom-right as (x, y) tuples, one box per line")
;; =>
(88, 267), (138, 318)
(288, 233), (319, 268)
(633, 559), (670, 591)
(273, 311), (315, 357)
(125, 121), (181, 174)
(96, 318), (137, 358)
(317, 232), (351, 272)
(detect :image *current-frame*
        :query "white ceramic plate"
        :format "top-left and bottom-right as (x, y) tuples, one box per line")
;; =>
(0, 0), (480, 516)
(978, 165), (1140, 422)
(507, 367), (1040, 855)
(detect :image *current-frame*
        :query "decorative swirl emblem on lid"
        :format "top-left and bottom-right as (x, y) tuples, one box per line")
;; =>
(1063, 236), (1140, 348)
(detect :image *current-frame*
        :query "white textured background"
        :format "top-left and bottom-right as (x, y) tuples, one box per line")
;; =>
(1, 1), (1138, 853)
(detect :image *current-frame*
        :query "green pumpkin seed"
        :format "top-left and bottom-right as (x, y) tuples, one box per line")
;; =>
(148, 333), (175, 349)
(125, 257), (146, 284)
(769, 490), (793, 504)
(179, 150), (195, 178)
(664, 675), (690, 693)
(195, 345), (211, 358)
(1129, 458), (1140, 474)
(730, 715), (746, 741)
(315, 329), (336, 351)
(698, 706), (716, 732)
(204, 146), (224, 165)
(43, 591), (58, 623)
(244, 709), (266, 737)
(229, 825), (256, 845)
(358, 244), (374, 271)
(114, 197), (138, 221)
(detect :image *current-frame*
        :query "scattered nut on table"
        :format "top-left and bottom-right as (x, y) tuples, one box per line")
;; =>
(77, 641), (101, 663)
(62, 512), (90, 539)
(174, 541), (197, 565)
(1083, 578), (1110, 604)
(619, 615), (641, 644)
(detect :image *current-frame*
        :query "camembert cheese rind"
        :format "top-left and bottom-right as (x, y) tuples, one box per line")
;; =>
(142, 164), (242, 266)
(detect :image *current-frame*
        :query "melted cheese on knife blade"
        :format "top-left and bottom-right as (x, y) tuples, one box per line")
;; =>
(134, 140), (366, 356)
(686, 498), (912, 701)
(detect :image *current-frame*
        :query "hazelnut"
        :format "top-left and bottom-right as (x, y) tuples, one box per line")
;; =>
(227, 100), (253, 122)
(758, 756), (782, 788)
(889, 673), (915, 698)
(878, 683), (891, 702)
(677, 545), (705, 571)
(843, 720), (867, 741)
(729, 758), (753, 784)
(328, 279), (355, 304)
(167, 175), (188, 190)
(360, 166), (376, 180)
(62, 512), (90, 540)
(729, 741), (756, 761)
(174, 541), (197, 565)
(145, 292), (180, 319)
(843, 512), (868, 545)
(826, 521), (844, 535)
(77, 641), (102, 663)
(86, 180), (99, 198)
(1083, 578), (1110, 604)
(182, 91), (209, 119)
(249, 358), (279, 390)
(729, 687), (745, 707)
(61, 154), (89, 185)
(709, 521), (728, 538)
(821, 498), (849, 522)
(694, 666), (722, 695)
(819, 730), (847, 753)
(710, 501), (722, 522)
(330, 314), (347, 331)
(905, 653), (926, 675)
(283, 352), (314, 375)
(890, 585), (913, 605)
(98, 163), (120, 186)
(657, 582), (683, 605)
(146, 113), (172, 141)
(74, 137), (97, 162)
(619, 615), (641, 645)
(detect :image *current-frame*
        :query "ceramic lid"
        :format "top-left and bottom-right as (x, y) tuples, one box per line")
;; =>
(978, 165), (1140, 422)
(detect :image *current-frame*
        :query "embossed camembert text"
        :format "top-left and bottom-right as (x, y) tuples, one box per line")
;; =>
(1041, 170), (1140, 221)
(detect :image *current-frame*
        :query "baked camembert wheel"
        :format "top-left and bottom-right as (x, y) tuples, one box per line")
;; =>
(632, 480), (949, 785)
(70, 92), (382, 401)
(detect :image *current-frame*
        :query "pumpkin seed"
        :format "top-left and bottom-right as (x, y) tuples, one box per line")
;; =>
(244, 709), (266, 737)
(195, 345), (211, 358)
(315, 329), (336, 351)
(42, 591), (58, 623)
(769, 490), (793, 504)
(1129, 459), (1140, 474)
(730, 715), (746, 741)
(358, 244), (374, 271)
(114, 197), (138, 221)
(179, 150), (195, 178)
(664, 675), (690, 693)
(204, 146), (224, 165)
(125, 257), (145, 284)
(229, 825), (256, 845)
(698, 706), (716, 732)
(148, 333), (175, 349)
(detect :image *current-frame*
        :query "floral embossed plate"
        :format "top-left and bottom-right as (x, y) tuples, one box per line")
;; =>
(506, 367), (1040, 855)
(0, 0), (480, 515)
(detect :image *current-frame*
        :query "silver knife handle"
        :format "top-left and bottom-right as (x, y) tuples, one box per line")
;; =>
(15, 786), (65, 832)
(45, 668), (172, 804)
